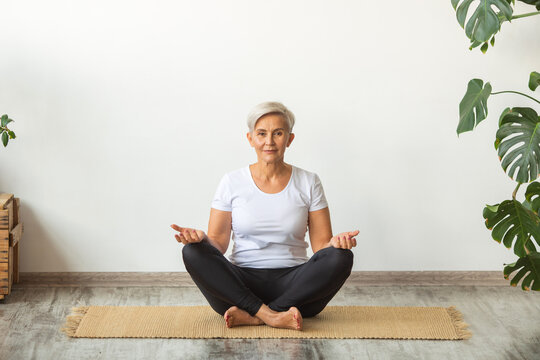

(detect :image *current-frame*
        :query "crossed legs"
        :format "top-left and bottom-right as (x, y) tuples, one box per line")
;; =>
(182, 239), (353, 330)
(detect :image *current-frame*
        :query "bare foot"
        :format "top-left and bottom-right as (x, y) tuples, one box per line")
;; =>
(267, 307), (303, 330)
(224, 306), (264, 328)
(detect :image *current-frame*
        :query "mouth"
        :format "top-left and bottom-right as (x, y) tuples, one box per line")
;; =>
(264, 150), (277, 153)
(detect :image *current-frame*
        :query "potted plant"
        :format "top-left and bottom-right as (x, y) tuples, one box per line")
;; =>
(1, 114), (16, 147)
(452, 0), (540, 291)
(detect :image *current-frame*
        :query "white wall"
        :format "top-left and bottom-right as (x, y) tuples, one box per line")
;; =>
(0, 1), (538, 271)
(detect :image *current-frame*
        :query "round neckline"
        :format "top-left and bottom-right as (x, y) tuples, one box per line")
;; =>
(247, 164), (294, 195)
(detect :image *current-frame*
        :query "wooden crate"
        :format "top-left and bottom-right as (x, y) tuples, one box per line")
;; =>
(0, 193), (23, 300)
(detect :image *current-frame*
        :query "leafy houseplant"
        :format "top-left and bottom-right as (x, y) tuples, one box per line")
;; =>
(1, 114), (16, 147)
(451, 0), (540, 53)
(452, 0), (540, 291)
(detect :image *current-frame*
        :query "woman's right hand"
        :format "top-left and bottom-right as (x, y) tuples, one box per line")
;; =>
(170, 224), (208, 245)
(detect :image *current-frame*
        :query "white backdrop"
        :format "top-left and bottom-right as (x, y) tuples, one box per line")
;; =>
(0, 1), (539, 271)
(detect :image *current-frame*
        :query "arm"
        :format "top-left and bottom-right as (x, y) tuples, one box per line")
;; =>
(206, 207), (232, 254)
(308, 207), (333, 253)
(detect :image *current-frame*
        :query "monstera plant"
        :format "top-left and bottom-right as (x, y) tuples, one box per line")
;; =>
(453, 0), (540, 291)
(451, 0), (540, 53)
(1, 114), (16, 148)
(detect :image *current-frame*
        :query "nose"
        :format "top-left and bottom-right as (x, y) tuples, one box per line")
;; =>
(265, 135), (275, 145)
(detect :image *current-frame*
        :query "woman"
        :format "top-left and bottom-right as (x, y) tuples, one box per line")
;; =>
(171, 101), (359, 331)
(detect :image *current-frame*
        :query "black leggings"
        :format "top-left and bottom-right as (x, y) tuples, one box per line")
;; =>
(182, 239), (353, 318)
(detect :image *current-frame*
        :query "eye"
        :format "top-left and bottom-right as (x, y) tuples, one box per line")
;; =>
(257, 132), (282, 136)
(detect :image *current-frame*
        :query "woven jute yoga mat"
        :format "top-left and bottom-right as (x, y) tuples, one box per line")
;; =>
(60, 305), (472, 340)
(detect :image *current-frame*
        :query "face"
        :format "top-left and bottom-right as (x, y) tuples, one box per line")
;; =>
(247, 113), (295, 163)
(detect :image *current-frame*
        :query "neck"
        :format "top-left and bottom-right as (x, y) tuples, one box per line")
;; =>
(251, 161), (289, 181)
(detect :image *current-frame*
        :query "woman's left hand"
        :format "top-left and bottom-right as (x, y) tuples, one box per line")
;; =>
(329, 230), (359, 249)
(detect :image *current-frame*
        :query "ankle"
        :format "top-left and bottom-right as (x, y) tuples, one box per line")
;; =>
(255, 304), (279, 323)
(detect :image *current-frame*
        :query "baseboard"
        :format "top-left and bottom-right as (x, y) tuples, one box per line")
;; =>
(14, 271), (509, 287)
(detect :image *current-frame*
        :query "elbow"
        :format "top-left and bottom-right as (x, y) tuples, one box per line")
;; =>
(205, 236), (228, 255)
(216, 244), (227, 255)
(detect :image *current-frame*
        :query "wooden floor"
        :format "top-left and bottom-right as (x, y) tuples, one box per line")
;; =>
(0, 272), (539, 360)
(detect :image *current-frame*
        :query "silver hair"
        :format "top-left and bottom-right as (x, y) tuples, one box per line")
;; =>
(246, 101), (295, 134)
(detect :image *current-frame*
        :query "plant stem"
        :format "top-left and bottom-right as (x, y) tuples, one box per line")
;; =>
(523, 234), (531, 256)
(511, 11), (540, 20)
(491, 91), (540, 105)
(512, 182), (522, 200)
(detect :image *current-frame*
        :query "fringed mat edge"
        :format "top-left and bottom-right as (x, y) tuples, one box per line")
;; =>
(60, 306), (90, 337)
(446, 305), (472, 340)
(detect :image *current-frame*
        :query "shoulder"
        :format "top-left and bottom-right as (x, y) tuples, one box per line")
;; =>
(218, 166), (249, 186)
(292, 165), (322, 184)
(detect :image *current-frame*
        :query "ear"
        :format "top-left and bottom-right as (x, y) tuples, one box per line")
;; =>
(288, 133), (295, 146)
(246, 132), (253, 146)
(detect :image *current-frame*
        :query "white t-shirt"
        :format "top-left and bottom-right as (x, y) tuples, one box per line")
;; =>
(211, 164), (329, 269)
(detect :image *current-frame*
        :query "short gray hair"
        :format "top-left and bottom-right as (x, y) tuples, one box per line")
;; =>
(246, 101), (295, 134)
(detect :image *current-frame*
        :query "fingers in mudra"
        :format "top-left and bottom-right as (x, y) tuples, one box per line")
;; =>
(332, 231), (358, 249)
(344, 235), (354, 249)
(171, 224), (204, 244)
(175, 233), (194, 245)
(174, 233), (187, 245)
(340, 236), (351, 249)
(184, 229), (202, 243)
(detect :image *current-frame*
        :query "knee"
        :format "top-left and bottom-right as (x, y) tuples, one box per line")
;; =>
(181, 241), (205, 266)
(326, 247), (354, 274)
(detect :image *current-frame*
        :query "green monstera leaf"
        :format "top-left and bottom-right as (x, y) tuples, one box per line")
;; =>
(525, 181), (540, 213)
(529, 71), (540, 91)
(451, 0), (513, 43)
(504, 252), (540, 291)
(494, 107), (540, 183)
(483, 200), (540, 257)
(457, 79), (492, 135)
